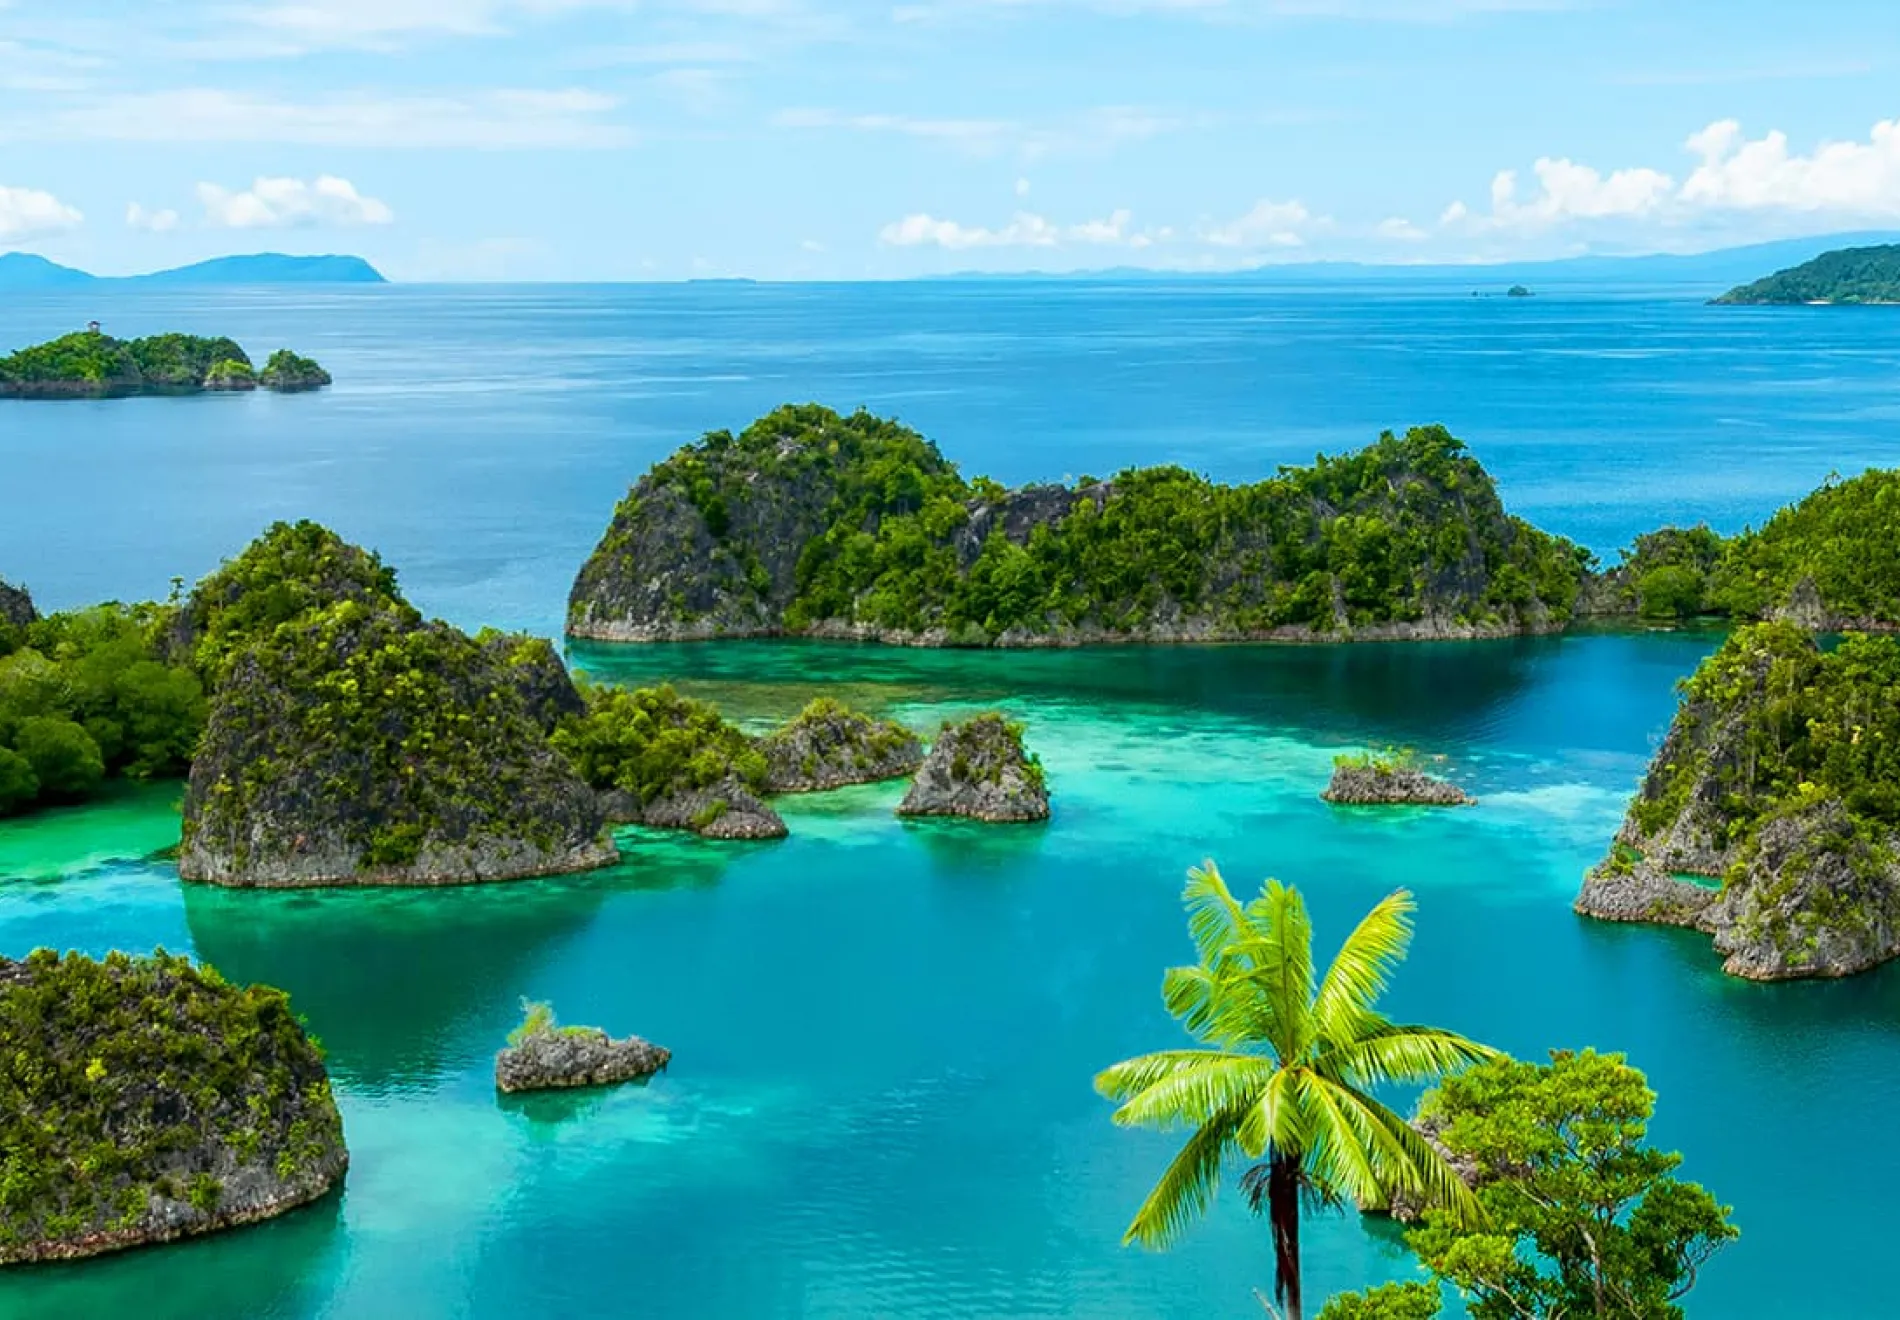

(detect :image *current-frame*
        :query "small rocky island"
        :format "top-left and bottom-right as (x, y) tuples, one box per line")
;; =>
(0, 328), (331, 398)
(1576, 623), (1900, 980)
(552, 683), (787, 839)
(759, 697), (924, 792)
(1713, 243), (1900, 305)
(1323, 750), (1474, 806)
(897, 713), (1049, 823)
(177, 522), (618, 886)
(568, 404), (1589, 647)
(495, 1001), (671, 1094)
(0, 950), (347, 1265)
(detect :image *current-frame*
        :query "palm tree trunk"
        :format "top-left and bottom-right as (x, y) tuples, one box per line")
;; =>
(1269, 1152), (1303, 1320)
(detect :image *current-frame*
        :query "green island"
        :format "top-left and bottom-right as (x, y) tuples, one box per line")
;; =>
(568, 404), (1591, 646)
(1712, 243), (1900, 305)
(1577, 622), (1900, 979)
(493, 999), (671, 1094)
(896, 712), (1049, 822)
(0, 949), (347, 1264)
(1323, 746), (1474, 807)
(0, 328), (331, 398)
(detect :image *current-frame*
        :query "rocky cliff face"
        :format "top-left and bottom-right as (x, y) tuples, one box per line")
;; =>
(600, 777), (788, 839)
(0, 578), (35, 628)
(897, 714), (1049, 823)
(759, 698), (924, 793)
(1575, 623), (1900, 980)
(180, 604), (615, 887)
(569, 406), (1587, 647)
(1322, 763), (1474, 807)
(0, 950), (347, 1266)
(481, 632), (586, 733)
(495, 1023), (671, 1094)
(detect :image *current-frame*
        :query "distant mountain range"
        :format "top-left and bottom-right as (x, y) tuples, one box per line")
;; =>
(0, 253), (386, 291)
(935, 232), (1900, 287)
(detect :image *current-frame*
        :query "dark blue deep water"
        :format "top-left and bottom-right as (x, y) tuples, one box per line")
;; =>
(3, 281), (1900, 1318)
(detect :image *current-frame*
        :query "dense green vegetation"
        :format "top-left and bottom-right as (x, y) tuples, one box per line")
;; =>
(0, 604), (205, 817)
(172, 520), (408, 679)
(0, 949), (343, 1259)
(1709, 469), (1900, 624)
(1405, 1049), (1738, 1318)
(1095, 868), (1493, 1320)
(1630, 622), (1900, 845)
(1713, 243), (1900, 304)
(1594, 526), (1727, 621)
(757, 696), (921, 792)
(551, 683), (767, 805)
(572, 405), (1591, 644)
(0, 328), (328, 396)
(1333, 745), (1421, 774)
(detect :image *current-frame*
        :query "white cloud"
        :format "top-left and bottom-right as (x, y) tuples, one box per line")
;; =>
(0, 184), (82, 240)
(126, 202), (180, 232)
(1200, 198), (1325, 248)
(1680, 118), (1900, 216)
(197, 175), (394, 229)
(879, 207), (1152, 250)
(775, 104), (1199, 159)
(7, 88), (631, 149)
(1376, 216), (1427, 241)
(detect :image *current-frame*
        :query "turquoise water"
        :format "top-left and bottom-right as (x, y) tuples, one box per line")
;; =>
(5, 634), (1900, 1317)
(6, 282), (1900, 1316)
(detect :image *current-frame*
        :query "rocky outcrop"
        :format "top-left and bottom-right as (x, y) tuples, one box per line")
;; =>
(0, 950), (347, 1265)
(496, 1023), (671, 1094)
(180, 604), (617, 887)
(481, 632), (586, 732)
(1323, 762), (1474, 806)
(1576, 623), (1900, 979)
(897, 714), (1049, 823)
(202, 360), (257, 392)
(568, 406), (1587, 647)
(258, 350), (332, 392)
(0, 578), (35, 628)
(759, 698), (923, 793)
(600, 776), (788, 840)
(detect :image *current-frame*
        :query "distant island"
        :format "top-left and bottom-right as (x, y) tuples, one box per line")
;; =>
(0, 329), (331, 398)
(1712, 243), (1900, 305)
(0, 252), (385, 291)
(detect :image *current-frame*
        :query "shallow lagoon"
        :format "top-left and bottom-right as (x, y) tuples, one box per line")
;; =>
(5, 633), (1898, 1318)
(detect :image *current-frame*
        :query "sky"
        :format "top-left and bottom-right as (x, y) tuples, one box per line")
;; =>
(2, 0), (1900, 280)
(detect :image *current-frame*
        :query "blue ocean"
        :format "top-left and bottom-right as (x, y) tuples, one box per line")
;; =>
(2, 279), (1899, 1318)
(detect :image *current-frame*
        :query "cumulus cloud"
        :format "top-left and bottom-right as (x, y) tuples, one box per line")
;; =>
(1376, 216), (1427, 241)
(126, 202), (179, 232)
(1447, 117), (1900, 236)
(1200, 198), (1324, 248)
(0, 184), (82, 240)
(196, 175), (394, 229)
(879, 208), (1151, 250)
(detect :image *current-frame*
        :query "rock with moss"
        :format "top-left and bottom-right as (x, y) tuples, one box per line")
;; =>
(0, 949), (347, 1266)
(897, 713), (1049, 823)
(258, 350), (331, 392)
(180, 599), (616, 887)
(203, 359), (257, 392)
(1577, 622), (1900, 979)
(758, 697), (924, 793)
(553, 683), (787, 839)
(495, 1003), (671, 1094)
(568, 404), (1589, 647)
(0, 578), (35, 629)
(1322, 750), (1473, 806)
(167, 520), (408, 676)
(479, 631), (586, 732)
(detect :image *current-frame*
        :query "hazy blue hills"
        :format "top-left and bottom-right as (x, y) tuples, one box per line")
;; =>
(0, 253), (386, 290)
(935, 232), (1900, 287)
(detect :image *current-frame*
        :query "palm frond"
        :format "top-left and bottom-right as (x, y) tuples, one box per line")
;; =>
(1120, 1112), (1241, 1249)
(1241, 879), (1315, 1063)
(1334, 1079), (1486, 1229)
(1181, 860), (1251, 970)
(1094, 1049), (1243, 1102)
(1163, 961), (1276, 1051)
(1108, 1053), (1283, 1132)
(1310, 889), (1414, 1046)
(1233, 1066), (1304, 1160)
(1317, 1023), (1500, 1088)
(1283, 1070), (1390, 1209)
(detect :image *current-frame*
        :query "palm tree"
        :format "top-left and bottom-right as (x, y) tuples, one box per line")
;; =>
(1095, 863), (1497, 1320)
